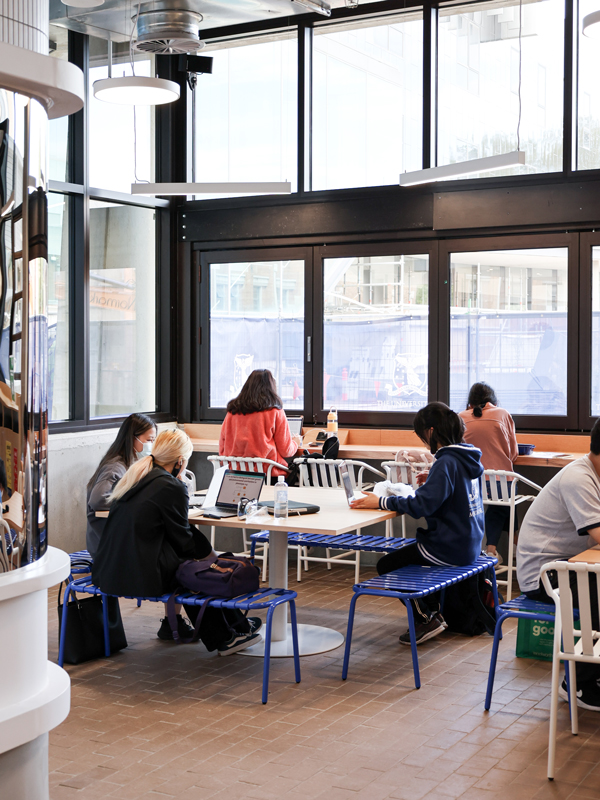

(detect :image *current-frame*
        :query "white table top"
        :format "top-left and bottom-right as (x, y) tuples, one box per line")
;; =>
(189, 485), (395, 536)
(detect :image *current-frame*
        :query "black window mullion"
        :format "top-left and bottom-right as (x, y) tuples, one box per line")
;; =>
(564, 0), (576, 175)
(422, 0), (438, 169)
(298, 22), (313, 194)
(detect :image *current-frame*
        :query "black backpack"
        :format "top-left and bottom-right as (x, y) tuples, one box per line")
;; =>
(286, 437), (340, 487)
(441, 567), (501, 636)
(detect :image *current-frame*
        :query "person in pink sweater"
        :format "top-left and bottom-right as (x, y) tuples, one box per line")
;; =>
(219, 369), (302, 479)
(459, 382), (519, 561)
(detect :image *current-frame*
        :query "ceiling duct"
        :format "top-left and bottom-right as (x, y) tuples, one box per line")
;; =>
(134, 8), (204, 55)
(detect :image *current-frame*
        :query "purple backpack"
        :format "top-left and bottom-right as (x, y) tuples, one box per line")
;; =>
(167, 553), (260, 642)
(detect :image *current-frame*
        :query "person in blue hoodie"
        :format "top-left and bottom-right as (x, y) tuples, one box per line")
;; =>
(351, 402), (485, 645)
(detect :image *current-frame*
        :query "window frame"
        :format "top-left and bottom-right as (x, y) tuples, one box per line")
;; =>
(438, 232), (579, 430)
(313, 240), (440, 427)
(577, 231), (600, 429)
(198, 246), (314, 422)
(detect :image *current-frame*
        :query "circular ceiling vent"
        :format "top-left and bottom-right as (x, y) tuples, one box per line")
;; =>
(134, 9), (204, 55)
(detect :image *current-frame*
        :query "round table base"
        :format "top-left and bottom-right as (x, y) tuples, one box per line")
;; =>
(239, 623), (344, 658)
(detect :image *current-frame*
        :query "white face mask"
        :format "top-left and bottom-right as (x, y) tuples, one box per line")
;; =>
(136, 437), (153, 458)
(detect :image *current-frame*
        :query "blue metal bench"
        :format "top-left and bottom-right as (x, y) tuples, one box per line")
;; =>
(58, 576), (300, 704)
(485, 594), (576, 711)
(342, 554), (499, 689)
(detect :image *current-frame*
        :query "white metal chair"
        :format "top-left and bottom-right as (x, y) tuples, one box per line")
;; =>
(541, 560), (600, 780)
(482, 469), (541, 601)
(381, 460), (432, 538)
(207, 455), (289, 581)
(0, 519), (10, 572)
(183, 469), (196, 495)
(295, 458), (385, 582)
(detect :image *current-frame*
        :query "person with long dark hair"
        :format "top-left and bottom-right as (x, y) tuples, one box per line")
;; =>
(459, 382), (518, 560)
(219, 369), (302, 477)
(86, 413), (156, 557)
(351, 402), (485, 645)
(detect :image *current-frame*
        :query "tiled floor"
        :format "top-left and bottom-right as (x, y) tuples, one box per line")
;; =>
(48, 564), (600, 800)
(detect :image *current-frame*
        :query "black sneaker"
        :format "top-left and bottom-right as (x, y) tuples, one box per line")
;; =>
(248, 617), (263, 635)
(559, 679), (600, 711)
(399, 613), (447, 646)
(217, 631), (261, 656)
(157, 615), (195, 641)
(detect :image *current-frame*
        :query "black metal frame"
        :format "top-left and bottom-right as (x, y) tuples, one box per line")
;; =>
(578, 231), (600, 430)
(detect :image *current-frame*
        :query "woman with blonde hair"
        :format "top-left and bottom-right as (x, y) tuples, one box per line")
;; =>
(92, 429), (261, 655)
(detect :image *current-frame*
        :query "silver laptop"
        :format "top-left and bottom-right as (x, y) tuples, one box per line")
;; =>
(287, 415), (304, 437)
(339, 461), (366, 506)
(200, 470), (265, 518)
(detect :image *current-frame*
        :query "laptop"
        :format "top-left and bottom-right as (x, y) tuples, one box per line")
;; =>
(200, 470), (265, 518)
(286, 415), (304, 437)
(339, 461), (367, 506)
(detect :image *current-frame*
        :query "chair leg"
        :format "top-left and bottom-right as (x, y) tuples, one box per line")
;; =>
(342, 592), (360, 680)
(326, 548), (332, 570)
(297, 546), (302, 582)
(137, 599), (142, 608)
(210, 525), (216, 549)
(568, 660), (578, 735)
(547, 646), (563, 780)
(262, 604), (275, 704)
(303, 546), (309, 571)
(355, 550), (360, 584)
(101, 593), (110, 657)
(404, 601), (421, 689)
(289, 599), (301, 684)
(401, 515), (406, 539)
(485, 613), (508, 710)
(58, 582), (73, 668)
(262, 543), (268, 583)
(506, 504), (516, 602)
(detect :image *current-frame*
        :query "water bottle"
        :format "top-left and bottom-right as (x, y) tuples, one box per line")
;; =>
(274, 475), (288, 520)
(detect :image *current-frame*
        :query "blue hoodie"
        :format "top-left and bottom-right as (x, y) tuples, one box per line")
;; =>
(379, 444), (485, 566)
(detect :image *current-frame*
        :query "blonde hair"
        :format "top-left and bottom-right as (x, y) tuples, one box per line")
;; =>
(109, 428), (194, 502)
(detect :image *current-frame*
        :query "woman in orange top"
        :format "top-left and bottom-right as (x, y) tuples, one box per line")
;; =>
(219, 369), (302, 478)
(459, 382), (518, 560)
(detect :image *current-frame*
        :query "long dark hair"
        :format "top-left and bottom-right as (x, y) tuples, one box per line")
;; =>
(467, 382), (498, 418)
(226, 369), (283, 415)
(87, 413), (156, 489)
(413, 401), (465, 454)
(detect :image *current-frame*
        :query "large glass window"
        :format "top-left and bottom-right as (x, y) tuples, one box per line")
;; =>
(196, 35), (297, 196)
(88, 37), (155, 193)
(450, 248), (568, 416)
(49, 25), (69, 183)
(323, 254), (429, 411)
(438, 0), (564, 178)
(48, 193), (70, 420)
(578, 0), (600, 170)
(591, 247), (600, 415)
(313, 14), (423, 190)
(89, 201), (156, 417)
(209, 260), (304, 409)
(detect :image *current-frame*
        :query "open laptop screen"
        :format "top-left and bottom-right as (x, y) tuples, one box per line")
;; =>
(287, 416), (303, 437)
(216, 471), (265, 509)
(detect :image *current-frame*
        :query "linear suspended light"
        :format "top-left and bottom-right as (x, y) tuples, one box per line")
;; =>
(399, 151), (526, 187)
(582, 11), (600, 37)
(61, 0), (104, 7)
(130, 182), (292, 195)
(291, 0), (331, 16)
(93, 76), (180, 105)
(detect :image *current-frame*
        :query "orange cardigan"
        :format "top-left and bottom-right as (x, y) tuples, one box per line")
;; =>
(219, 408), (299, 477)
(459, 404), (518, 473)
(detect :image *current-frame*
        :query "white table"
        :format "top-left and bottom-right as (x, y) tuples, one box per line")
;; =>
(189, 486), (396, 658)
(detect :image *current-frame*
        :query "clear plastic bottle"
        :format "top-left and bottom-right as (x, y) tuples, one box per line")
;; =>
(274, 475), (289, 519)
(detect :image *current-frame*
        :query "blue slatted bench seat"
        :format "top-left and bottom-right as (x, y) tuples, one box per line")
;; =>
(250, 531), (415, 558)
(342, 554), (499, 689)
(485, 594), (577, 711)
(58, 575), (300, 704)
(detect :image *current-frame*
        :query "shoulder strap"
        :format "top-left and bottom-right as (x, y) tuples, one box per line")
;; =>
(166, 592), (212, 644)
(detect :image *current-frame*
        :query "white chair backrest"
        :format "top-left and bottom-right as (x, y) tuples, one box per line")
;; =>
(183, 469), (196, 494)
(208, 455), (288, 484)
(295, 458), (385, 490)
(482, 469), (541, 503)
(382, 460), (430, 489)
(541, 560), (600, 658)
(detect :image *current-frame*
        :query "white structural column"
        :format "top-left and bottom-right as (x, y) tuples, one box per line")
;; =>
(0, 0), (48, 53)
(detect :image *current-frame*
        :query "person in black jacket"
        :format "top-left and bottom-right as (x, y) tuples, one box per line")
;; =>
(352, 402), (485, 646)
(92, 428), (261, 655)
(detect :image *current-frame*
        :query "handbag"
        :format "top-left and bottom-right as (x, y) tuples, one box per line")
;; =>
(57, 581), (128, 664)
(167, 552), (260, 642)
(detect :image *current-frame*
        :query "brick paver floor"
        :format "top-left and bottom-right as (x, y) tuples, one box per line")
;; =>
(48, 563), (600, 800)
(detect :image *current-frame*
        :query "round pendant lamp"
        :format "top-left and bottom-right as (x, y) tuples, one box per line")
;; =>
(93, 75), (180, 105)
(582, 10), (600, 37)
(61, 0), (104, 7)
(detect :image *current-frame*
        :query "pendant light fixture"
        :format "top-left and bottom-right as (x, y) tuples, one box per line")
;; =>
(400, 0), (526, 186)
(582, 11), (600, 37)
(291, 0), (331, 16)
(93, 39), (180, 105)
(61, 0), (104, 8)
